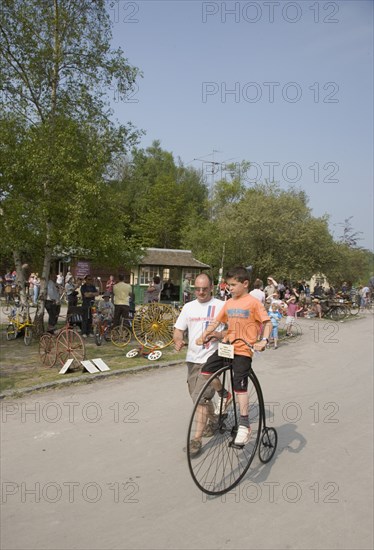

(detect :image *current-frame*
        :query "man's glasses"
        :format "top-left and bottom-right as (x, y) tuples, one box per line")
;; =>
(194, 287), (210, 292)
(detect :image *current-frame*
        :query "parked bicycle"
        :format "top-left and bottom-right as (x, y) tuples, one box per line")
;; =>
(92, 307), (113, 346)
(320, 298), (351, 320)
(39, 316), (85, 368)
(6, 304), (33, 346)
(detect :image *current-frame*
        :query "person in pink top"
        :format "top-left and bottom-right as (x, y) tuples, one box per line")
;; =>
(285, 295), (298, 336)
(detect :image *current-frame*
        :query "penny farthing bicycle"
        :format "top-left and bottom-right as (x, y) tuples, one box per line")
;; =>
(187, 338), (278, 496)
(132, 302), (178, 349)
(39, 316), (85, 368)
(109, 303), (178, 360)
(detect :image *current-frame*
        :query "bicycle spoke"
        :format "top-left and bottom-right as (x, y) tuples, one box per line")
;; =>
(187, 366), (262, 495)
(56, 329), (85, 366)
(39, 334), (57, 368)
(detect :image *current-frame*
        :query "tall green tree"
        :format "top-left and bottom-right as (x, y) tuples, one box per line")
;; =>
(184, 182), (339, 282)
(0, 0), (141, 328)
(112, 141), (209, 248)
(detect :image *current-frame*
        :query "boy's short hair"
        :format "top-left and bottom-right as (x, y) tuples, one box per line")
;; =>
(226, 266), (251, 283)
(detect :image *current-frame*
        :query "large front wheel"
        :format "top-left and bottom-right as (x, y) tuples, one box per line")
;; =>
(56, 328), (85, 366)
(187, 365), (262, 496)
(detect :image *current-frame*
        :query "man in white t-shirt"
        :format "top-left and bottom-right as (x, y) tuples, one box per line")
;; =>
(174, 273), (225, 451)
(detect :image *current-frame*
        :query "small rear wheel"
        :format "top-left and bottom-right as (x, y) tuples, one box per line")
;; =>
(258, 427), (278, 463)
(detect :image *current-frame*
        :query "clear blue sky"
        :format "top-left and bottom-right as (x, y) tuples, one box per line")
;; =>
(109, 0), (373, 250)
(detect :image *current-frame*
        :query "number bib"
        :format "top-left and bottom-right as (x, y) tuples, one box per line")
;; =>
(218, 342), (234, 359)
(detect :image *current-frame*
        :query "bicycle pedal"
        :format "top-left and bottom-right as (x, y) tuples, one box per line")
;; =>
(229, 441), (245, 449)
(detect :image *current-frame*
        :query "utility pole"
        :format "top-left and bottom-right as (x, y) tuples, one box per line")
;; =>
(193, 149), (222, 201)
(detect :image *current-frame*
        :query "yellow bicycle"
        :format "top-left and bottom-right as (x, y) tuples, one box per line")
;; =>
(6, 305), (33, 346)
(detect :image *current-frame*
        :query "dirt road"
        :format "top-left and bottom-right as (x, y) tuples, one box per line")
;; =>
(1, 315), (373, 550)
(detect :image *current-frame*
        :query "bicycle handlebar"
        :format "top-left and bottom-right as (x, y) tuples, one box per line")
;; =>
(202, 335), (255, 351)
(228, 338), (255, 351)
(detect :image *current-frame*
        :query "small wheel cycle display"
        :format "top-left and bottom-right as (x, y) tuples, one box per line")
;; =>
(125, 344), (163, 361)
(187, 338), (277, 496)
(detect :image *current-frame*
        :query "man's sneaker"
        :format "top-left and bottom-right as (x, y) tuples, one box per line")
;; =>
(202, 422), (217, 438)
(188, 439), (202, 457)
(234, 425), (252, 446)
(214, 392), (232, 415)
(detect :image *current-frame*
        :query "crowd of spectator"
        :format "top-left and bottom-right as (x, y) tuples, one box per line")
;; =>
(1, 267), (373, 335)
(216, 275), (373, 319)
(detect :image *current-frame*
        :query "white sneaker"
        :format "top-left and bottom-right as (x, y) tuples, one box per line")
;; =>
(234, 425), (252, 446)
(214, 392), (232, 415)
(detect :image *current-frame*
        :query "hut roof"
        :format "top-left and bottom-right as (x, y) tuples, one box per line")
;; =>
(140, 248), (209, 268)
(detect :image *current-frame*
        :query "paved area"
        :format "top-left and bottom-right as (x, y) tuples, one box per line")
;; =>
(1, 315), (373, 550)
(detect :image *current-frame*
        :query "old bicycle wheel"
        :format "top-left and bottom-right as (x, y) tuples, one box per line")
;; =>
(6, 323), (17, 340)
(111, 324), (132, 348)
(187, 365), (262, 496)
(349, 302), (359, 316)
(94, 324), (103, 346)
(132, 303), (177, 349)
(330, 305), (347, 321)
(39, 333), (57, 368)
(258, 427), (278, 464)
(126, 348), (139, 358)
(24, 326), (33, 346)
(56, 328), (85, 366)
(147, 350), (162, 361)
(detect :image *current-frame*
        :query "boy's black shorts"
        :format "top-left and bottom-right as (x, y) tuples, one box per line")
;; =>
(201, 350), (252, 393)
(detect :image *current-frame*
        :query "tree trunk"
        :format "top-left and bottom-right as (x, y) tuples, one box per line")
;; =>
(33, 245), (54, 337)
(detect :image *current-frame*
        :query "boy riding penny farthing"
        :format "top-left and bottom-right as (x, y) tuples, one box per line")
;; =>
(186, 266), (278, 495)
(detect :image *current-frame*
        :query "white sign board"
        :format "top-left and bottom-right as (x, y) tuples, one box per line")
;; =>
(81, 360), (100, 373)
(218, 343), (234, 359)
(59, 358), (75, 374)
(92, 358), (110, 372)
